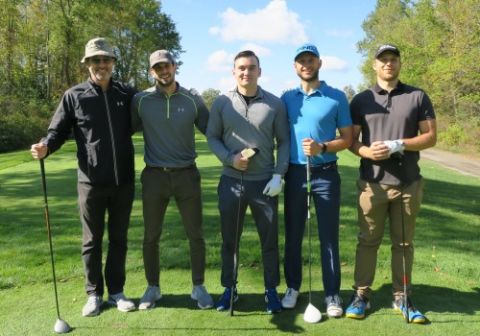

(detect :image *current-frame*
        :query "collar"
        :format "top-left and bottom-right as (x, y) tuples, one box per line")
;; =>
(373, 81), (404, 94)
(295, 80), (326, 96)
(232, 85), (265, 99)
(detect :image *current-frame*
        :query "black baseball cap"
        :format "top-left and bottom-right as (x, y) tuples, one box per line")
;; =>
(375, 44), (400, 58)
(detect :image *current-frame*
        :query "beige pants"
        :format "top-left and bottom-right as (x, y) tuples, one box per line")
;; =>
(353, 178), (424, 299)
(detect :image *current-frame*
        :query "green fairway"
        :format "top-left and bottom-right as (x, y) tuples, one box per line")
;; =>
(0, 135), (479, 336)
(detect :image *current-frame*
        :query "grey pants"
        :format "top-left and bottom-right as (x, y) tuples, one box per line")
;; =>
(78, 182), (134, 296)
(141, 165), (206, 286)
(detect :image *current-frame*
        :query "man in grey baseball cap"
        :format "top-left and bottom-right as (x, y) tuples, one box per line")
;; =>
(132, 49), (213, 310)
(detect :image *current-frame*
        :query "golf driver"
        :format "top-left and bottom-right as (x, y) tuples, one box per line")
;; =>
(40, 159), (72, 334)
(303, 157), (322, 323)
(230, 148), (258, 316)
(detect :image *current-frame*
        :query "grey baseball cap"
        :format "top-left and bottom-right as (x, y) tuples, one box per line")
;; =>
(149, 50), (175, 68)
(81, 37), (116, 63)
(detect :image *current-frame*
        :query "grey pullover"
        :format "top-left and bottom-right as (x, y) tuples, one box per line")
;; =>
(131, 83), (209, 167)
(206, 86), (289, 181)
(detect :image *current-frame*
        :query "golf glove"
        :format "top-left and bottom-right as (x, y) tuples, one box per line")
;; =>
(384, 139), (405, 156)
(263, 174), (282, 197)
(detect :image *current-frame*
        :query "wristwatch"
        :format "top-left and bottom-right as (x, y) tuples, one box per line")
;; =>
(321, 142), (327, 154)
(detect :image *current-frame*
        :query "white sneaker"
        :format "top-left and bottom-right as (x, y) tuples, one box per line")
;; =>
(325, 294), (343, 318)
(191, 285), (214, 309)
(281, 288), (299, 309)
(108, 292), (136, 312)
(82, 295), (103, 317)
(139, 285), (162, 310)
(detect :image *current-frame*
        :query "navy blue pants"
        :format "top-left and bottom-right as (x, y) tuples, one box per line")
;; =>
(283, 163), (341, 297)
(218, 175), (280, 289)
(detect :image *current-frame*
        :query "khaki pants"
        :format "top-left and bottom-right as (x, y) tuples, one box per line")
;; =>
(353, 178), (424, 299)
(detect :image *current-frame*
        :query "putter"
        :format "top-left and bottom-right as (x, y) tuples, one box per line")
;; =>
(40, 159), (72, 334)
(230, 148), (258, 316)
(303, 157), (322, 323)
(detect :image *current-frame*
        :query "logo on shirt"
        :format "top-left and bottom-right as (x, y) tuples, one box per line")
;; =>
(116, 101), (124, 107)
(178, 107), (185, 113)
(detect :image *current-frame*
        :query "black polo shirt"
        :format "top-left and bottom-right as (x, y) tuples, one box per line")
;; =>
(350, 82), (435, 186)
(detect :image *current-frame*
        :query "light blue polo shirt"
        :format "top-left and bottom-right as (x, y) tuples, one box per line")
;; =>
(281, 81), (352, 165)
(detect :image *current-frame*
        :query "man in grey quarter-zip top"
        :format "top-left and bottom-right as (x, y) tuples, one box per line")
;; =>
(131, 49), (213, 310)
(31, 37), (137, 317)
(207, 50), (289, 314)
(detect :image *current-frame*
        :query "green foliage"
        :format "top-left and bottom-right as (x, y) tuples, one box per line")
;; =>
(358, 0), (480, 154)
(0, 0), (182, 152)
(439, 122), (466, 146)
(201, 88), (221, 109)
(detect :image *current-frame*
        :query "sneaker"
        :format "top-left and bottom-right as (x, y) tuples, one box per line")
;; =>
(216, 287), (238, 311)
(281, 288), (299, 309)
(393, 296), (427, 324)
(345, 293), (370, 319)
(265, 288), (282, 314)
(82, 295), (103, 317)
(138, 285), (162, 310)
(325, 294), (343, 318)
(107, 292), (136, 312)
(191, 285), (214, 309)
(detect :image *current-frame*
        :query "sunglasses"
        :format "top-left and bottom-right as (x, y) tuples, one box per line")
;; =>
(89, 57), (114, 64)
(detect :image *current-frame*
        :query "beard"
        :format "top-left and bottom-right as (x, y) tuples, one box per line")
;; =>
(299, 69), (319, 82)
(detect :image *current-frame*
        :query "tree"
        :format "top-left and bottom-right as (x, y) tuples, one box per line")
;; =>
(343, 85), (356, 102)
(202, 88), (221, 109)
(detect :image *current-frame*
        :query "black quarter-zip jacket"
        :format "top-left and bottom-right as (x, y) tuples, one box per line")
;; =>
(44, 79), (136, 186)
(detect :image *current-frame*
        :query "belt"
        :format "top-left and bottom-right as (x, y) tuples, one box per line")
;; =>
(310, 161), (337, 171)
(291, 161), (337, 172)
(147, 164), (196, 172)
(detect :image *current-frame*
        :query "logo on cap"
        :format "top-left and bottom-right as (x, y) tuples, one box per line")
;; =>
(294, 43), (320, 60)
(375, 44), (400, 58)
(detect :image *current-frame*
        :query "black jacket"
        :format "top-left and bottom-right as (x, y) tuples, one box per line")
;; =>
(44, 79), (136, 186)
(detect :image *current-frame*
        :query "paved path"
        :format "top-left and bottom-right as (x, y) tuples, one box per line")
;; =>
(422, 148), (480, 178)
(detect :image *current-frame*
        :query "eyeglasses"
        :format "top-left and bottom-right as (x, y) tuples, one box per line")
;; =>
(89, 57), (114, 64)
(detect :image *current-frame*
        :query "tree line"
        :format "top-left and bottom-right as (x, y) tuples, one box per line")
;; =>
(0, 0), (181, 152)
(357, 0), (479, 153)
(1, 0), (478, 154)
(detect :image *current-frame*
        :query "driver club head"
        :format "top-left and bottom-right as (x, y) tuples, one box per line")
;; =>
(303, 303), (322, 323)
(54, 318), (72, 334)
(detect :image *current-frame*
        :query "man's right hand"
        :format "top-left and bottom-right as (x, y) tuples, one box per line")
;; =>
(31, 143), (48, 160)
(232, 152), (249, 171)
(366, 141), (390, 161)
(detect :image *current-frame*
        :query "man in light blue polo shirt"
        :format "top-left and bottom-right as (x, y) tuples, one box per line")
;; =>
(280, 43), (353, 317)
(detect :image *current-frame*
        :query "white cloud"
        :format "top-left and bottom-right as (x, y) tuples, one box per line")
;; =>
(239, 43), (271, 57)
(218, 76), (235, 93)
(209, 0), (307, 45)
(322, 56), (349, 71)
(325, 29), (353, 38)
(207, 50), (232, 72)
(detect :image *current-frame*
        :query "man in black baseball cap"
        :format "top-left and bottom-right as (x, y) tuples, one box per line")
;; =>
(375, 44), (400, 58)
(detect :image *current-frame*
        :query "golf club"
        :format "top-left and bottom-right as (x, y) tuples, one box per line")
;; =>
(230, 148), (258, 316)
(303, 157), (322, 323)
(399, 184), (410, 324)
(40, 159), (72, 334)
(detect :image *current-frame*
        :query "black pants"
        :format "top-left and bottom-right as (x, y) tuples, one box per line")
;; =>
(78, 182), (134, 296)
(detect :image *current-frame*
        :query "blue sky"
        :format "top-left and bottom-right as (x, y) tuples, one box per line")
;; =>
(161, 0), (377, 96)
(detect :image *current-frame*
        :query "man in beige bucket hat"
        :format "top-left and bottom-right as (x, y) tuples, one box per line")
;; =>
(31, 37), (137, 317)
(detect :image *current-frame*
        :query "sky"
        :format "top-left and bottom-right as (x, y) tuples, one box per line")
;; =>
(161, 0), (378, 96)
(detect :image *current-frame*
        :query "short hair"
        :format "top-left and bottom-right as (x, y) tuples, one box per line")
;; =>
(233, 50), (260, 67)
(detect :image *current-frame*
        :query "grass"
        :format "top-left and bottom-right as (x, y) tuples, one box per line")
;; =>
(0, 134), (479, 335)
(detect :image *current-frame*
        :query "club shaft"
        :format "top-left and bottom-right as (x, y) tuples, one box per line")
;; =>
(399, 186), (409, 323)
(306, 158), (312, 304)
(230, 173), (243, 316)
(40, 159), (62, 320)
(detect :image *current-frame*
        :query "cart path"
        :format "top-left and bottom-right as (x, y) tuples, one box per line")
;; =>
(422, 148), (480, 178)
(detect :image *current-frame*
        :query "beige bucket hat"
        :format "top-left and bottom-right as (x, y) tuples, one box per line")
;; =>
(81, 37), (116, 63)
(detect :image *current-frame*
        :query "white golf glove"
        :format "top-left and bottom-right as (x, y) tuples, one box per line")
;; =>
(263, 174), (282, 197)
(384, 139), (405, 156)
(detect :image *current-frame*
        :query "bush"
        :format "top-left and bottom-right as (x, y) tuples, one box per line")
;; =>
(438, 122), (467, 146)
(0, 113), (49, 153)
